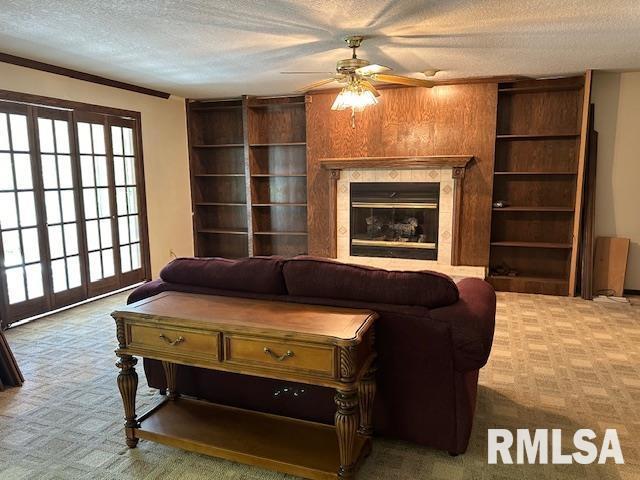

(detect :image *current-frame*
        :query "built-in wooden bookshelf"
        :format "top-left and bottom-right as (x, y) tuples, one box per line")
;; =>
(186, 95), (308, 258)
(488, 75), (591, 296)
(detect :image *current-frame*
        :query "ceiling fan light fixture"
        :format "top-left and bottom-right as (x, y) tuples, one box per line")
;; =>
(331, 81), (378, 112)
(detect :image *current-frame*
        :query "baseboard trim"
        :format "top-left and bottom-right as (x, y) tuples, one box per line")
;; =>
(8, 283), (143, 329)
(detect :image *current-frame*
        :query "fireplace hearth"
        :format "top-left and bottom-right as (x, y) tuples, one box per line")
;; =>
(350, 183), (439, 260)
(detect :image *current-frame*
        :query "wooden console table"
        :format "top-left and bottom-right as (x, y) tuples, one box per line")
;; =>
(112, 292), (378, 479)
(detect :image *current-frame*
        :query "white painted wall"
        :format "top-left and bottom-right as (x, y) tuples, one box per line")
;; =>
(591, 71), (640, 290)
(0, 62), (193, 278)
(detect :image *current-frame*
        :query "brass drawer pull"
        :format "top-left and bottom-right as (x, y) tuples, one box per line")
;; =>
(159, 334), (185, 346)
(263, 347), (294, 361)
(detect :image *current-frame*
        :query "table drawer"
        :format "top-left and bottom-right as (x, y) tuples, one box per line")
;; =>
(225, 336), (335, 376)
(128, 324), (220, 364)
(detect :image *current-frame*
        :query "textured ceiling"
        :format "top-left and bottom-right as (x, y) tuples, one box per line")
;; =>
(1, 1), (640, 98)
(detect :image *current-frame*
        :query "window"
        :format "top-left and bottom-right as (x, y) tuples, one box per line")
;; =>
(0, 94), (149, 327)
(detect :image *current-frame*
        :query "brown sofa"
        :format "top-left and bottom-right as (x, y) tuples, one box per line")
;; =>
(128, 256), (496, 454)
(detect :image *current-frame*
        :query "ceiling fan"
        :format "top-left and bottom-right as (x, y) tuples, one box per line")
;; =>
(282, 35), (434, 126)
(282, 35), (435, 92)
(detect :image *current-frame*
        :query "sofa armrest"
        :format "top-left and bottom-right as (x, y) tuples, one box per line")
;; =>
(127, 279), (167, 304)
(428, 278), (496, 372)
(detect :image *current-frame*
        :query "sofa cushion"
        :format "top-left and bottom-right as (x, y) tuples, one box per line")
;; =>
(160, 256), (287, 295)
(283, 256), (459, 309)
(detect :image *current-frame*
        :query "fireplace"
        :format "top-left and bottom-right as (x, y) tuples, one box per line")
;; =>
(350, 183), (439, 260)
(322, 155), (485, 277)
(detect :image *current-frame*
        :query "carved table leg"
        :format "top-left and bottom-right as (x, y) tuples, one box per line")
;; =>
(357, 362), (377, 437)
(116, 354), (138, 448)
(162, 361), (179, 401)
(335, 387), (358, 479)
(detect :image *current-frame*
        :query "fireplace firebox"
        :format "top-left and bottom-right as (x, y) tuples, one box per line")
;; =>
(350, 183), (439, 260)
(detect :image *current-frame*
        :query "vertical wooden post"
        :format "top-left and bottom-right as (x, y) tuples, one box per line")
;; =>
(358, 328), (377, 437)
(162, 361), (179, 401)
(116, 353), (139, 448)
(569, 70), (593, 296)
(451, 166), (466, 266)
(335, 387), (358, 479)
(357, 367), (376, 437)
(115, 316), (138, 448)
(242, 95), (254, 256)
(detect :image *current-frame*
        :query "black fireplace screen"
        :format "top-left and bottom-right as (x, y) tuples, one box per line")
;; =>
(350, 182), (439, 260)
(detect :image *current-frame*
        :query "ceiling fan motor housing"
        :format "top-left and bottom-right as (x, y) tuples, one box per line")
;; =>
(336, 58), (370, 74)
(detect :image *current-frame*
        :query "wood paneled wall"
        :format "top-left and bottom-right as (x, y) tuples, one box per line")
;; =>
(306, 84), (498, 266)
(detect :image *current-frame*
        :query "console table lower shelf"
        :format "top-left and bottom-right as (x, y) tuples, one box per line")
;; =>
(136, 397), (371, 480)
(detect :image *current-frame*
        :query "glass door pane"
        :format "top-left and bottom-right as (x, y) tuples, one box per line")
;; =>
(37, 116), (83, 297)
(0, 110), (47, 320)
(77, 121), (116, 285)
(112, 125), (142, 273)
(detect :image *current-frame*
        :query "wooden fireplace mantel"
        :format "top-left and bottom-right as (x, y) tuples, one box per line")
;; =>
(319, 155), (474, 265)
(319, 155), (473, 180)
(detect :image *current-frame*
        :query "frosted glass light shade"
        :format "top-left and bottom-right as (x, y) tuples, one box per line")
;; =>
(331, 85), (378, 112)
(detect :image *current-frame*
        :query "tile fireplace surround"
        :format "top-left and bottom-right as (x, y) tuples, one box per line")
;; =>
(321, 157), (487, 279)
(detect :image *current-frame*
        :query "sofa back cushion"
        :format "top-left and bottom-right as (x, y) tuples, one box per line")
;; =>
(283, 256), (459, 309)
(160, 256), (287, 295)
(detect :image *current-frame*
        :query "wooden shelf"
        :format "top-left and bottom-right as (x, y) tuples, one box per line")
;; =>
(491, 241), (572, 249)
(190, 105), (242, 111)
(490, 77), (587, 296)
(250, 142), (306, 147)
(251, 174), (307, 178)
(190, 98), (241, 107)
(194, 173), (245, 177)
(498, 85), (582, 94)
(195, 202), (246, 207)
(188, 98), (252, 257)
(193, 144), (244, 148)
(198, 228), (248, 235)
(496, 134), (580, 140)
(488, 274), (568, 284)
(254, 231), (308, 236)
(249, 102), (306, 109)
(189, 95), (308, 257)
(493, 206), (574, 212)
(137, 398), (369, 480)
(253, 203), (307, 207)
(320, 155), (472, 171)
(494, 171), (576, 175)
(248, 97), (308, 256)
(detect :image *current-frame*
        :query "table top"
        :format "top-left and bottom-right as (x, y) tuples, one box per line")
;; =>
(112, 292), (377, 345)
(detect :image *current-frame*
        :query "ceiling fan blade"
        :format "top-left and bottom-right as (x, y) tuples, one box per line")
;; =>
(295, 78), (339, 92)
(281, 71), (336, 74)
(359, 79), (380, 97)
(373, 74), (435, 88)
(355, 64), (392, 76)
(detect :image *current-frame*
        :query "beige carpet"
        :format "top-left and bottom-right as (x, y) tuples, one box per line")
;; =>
(1, 291), (639, 479)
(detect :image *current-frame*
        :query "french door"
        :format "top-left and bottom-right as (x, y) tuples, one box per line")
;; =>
(0, 102), (148, 327)
(37, 108), (86, 308)
(0, 104), (49, 321)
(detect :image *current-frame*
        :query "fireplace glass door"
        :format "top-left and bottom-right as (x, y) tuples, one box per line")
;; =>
(350, 183), (439, 260)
